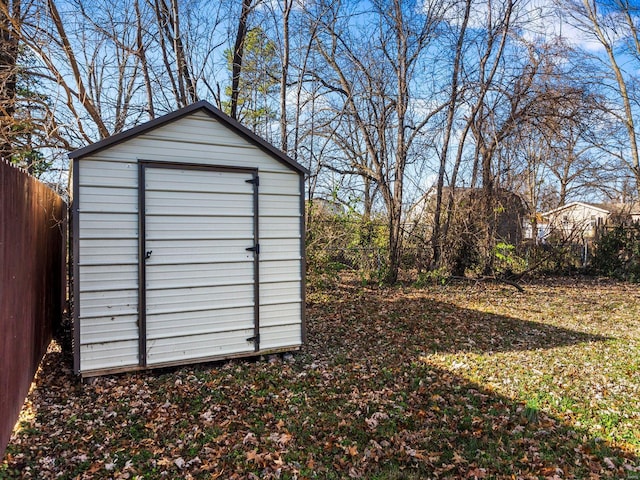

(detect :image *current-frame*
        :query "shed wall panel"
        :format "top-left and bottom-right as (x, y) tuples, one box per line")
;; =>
(142, 111), (250, 147)
(145, 284), (254, 315)
(79, 238), (138, 265)
(259, 281), (302, 305)
(260, 217), (301, 238)
(145, 306), (254, 338)
(78, 160), (138, 187)
(260, 325), (303, 349)
(144, 216), (253, 239)
(260, 238), (303, 262)
(80, 341), (139, 371)
(260, 303), (302, 327)
(79, 186), (138, 213)
(79, 264), (138, 292)
(141, 242), (251, 264)
(260, 196), (301, 217)
(257, 171), (300, 195)
(80, 289), (138, 318)
(146, 329), (254, 365)
(79, 212), (137, 240)
(260, 260), (303, 282)
(104, 142), (295, 173)
(80, 315), (138, 344)
(146, 262), (254, 290)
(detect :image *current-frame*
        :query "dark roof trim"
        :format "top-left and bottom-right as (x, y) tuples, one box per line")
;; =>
(68, 100), (309, 175)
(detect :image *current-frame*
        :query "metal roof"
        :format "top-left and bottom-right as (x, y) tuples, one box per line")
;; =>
(68, 100), (309, 175)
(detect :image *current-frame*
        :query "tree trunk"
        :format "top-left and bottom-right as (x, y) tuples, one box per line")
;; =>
(481, 148), (496, 274)
(230, 0), (253, 120)
(279, 0), (291, 152)
(135, 0), (155, 118)
(387, 201), (403, 284)
(431, 0), (471, 268)
(0, 0), (19, 161)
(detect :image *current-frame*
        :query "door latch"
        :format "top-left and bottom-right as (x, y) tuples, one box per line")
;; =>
(145, 250), (153, 260)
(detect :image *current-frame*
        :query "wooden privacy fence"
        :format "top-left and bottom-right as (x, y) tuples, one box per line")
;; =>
(1, 160), (66, 459)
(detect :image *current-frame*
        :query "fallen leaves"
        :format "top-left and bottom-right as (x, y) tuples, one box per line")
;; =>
(1, 274), (640, 478)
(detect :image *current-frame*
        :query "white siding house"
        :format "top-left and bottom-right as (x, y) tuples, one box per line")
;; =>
(541, 202), (610, 240)
(70, 101), (308, 376)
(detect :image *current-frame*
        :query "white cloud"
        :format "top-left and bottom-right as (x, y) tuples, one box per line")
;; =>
(441, 0), (607, 52)
(524, 0), (605, 52)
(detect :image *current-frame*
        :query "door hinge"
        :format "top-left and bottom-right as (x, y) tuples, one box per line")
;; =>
(246, 244), (260, 254)
(245, 176), (259, 186)
(246, 334), (260, 343)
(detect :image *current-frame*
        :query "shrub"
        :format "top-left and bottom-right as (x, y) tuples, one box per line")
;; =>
(591, 224), (640, 282)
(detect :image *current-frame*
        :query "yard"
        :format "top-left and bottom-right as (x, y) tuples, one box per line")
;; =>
(2, 276), (640, 479)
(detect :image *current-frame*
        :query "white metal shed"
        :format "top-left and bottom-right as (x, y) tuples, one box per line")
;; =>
(70, 101), (308, 377)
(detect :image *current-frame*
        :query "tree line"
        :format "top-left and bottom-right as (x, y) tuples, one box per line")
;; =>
(2, 0), (640, 282)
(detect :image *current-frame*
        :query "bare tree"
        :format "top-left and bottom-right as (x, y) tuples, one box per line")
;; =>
(559, 0), (640, 198)
(277, 0), (293, 152)
(12, 0), (228, 155)
(151, 0), (198, 108)
(430, 0), (472, 268)
(309, 0), (448, 282)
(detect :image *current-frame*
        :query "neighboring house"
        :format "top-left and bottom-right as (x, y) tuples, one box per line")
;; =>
(610, 202), (640, 224)
(541, 202), (610, 240)
(539, 201), (640, 242)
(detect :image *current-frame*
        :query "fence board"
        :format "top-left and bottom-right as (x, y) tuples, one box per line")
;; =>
(1, 160), (66, 459)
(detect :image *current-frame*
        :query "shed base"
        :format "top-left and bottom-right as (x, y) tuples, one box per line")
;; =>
(79, 345), (301, 378)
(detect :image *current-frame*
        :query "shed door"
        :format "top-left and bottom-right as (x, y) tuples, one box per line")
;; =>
(140, 163), (259, 366)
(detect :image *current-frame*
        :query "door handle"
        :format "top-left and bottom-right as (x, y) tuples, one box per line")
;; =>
(145, 250), (153, 260)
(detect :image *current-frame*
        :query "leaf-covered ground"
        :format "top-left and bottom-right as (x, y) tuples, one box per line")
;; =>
(2, 276), (640, 479)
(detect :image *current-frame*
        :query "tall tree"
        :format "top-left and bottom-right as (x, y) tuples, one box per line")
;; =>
(560, 0), (640, 199)
(278, 0), (293, 152)
(229, 0), (256, 120)
(224, 26), (279, 135)
(430, 0), (472, 268)
(153, 0), (198, 108)
(0, 0), (20, 161)
(310, 0), (448, 282)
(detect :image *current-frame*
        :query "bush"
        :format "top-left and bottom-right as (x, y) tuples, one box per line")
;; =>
(493, 242), (526, 277)
(591, 224), (640, 282)
(306, 201), (389, 287)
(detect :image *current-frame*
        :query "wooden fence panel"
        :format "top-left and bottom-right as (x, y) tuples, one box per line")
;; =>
(1, 160), (66, 459)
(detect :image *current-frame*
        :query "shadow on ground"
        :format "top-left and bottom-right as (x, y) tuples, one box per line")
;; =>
(309, 281), (611, 361)
(1, 280), (637, 479)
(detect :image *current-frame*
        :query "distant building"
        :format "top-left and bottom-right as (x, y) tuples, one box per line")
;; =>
(410, 187), (528, 245)
(541, 202), (610, 240)
(522, 213), (550, 242)
(536, 201), (640, 242)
